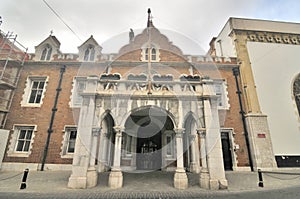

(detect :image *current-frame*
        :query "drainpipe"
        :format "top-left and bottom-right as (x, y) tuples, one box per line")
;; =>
(232, 67), (254, 172)
(41, 65), (66, 171)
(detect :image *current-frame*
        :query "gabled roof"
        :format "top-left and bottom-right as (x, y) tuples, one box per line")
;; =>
(78, 35), (101, 49)
(35, 35), (61, 48)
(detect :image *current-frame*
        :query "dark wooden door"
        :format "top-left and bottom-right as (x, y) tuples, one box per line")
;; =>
(221, 132), (233, 170)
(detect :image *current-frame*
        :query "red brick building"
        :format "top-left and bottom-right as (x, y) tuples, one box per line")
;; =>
(0, 11), (275, 190)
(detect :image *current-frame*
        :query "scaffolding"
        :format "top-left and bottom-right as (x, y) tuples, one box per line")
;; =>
(0, 29), (28, 128)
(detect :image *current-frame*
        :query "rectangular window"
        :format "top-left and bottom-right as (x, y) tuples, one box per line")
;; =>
(214, 84), (223, 107)
(61, 126), (77, 158)
(7, 125), (36, 157)
(21, 76), (48, 107)
(28, 80), (45, 104)
(71, 77), (86, 107)
(214, 81), (230, 109)
(16, 128), (33, 152)
(67, 129), (77, 153)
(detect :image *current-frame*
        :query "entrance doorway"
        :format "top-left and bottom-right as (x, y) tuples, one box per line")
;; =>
(221, 132), (233, 170)
(136, 129), (162, 170)
(125, 107), (174, 171)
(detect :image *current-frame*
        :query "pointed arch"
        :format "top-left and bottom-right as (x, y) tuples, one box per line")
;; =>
(40, 44), (52, 61)
(293, 73), (300, 117)
(182, 111), (201, 129)
(84, 45), (96, 61)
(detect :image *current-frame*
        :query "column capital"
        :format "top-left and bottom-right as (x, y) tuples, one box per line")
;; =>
(197, 128), (206, 138)
(113, 126), (125, 136)
(174, 128), (184, 138)
(92, 127), (101, 137)
(102, 131), (108, 138)
(189, 134), (197, 140)
(174, 128), (185, 134)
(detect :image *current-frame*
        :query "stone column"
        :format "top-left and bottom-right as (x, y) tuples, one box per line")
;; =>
(189, 133), (200, 174)
(68, 96), (96, 189)
(174, 128), (188, 190)
(204, 98), (228, 190)
(108, 126), (124, 189)
(198, 129), (210, 189)
(68, 76), (98, 189)
(86, 127), (101, 188)
(98, 130), (108, 172)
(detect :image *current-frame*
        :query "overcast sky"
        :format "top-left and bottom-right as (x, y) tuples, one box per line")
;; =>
(0, 0), (299, 54)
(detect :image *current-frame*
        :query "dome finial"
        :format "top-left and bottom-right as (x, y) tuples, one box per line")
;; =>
(147, 8), (153, 28)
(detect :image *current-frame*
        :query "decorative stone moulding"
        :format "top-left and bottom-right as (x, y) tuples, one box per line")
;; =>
(246, 31), (300, 45)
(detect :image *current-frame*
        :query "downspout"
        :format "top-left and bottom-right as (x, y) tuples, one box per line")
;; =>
(232, 67), (254, 172)
(41, 65), (66, 171)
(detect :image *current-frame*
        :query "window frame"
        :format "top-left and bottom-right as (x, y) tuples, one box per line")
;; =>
(213, 80), (230, 110)
(15, 128), (33, 152)
(40, 45), (52, 61)
(28, 79), (45, 104)
(141, 43), (160, 62)
(83, 45), (95, 62)
(61, 126), (77, 158)
(21, 76), (48, 107)
(70, 77), (87, 107)
(7, 125), (36, 157)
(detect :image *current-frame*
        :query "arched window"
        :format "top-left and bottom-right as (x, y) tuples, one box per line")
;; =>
(84, 45), (95, 61)
(293, 74), (300, 116)
(144, 48), (157, 61)
(141, 43), (160, 62)
(40, 45), (52, 61)
(151, 48), (156, 60)
(145, 48), (149, 61)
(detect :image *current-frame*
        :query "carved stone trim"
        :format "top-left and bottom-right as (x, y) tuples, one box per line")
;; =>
(92, 127), (101, 137)
(197, 128), (206, 138)
(243, 30), (300, 45)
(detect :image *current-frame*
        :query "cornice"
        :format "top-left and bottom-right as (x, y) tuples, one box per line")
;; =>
(233, 29), (300, 45)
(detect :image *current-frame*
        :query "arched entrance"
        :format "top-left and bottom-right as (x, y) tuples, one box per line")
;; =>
(98, 113), (115, 172)
(124, 106), (175, 171)
(183, 113), (200, 173)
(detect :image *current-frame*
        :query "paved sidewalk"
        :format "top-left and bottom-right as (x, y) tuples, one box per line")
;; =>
(1, 170), (300, 198)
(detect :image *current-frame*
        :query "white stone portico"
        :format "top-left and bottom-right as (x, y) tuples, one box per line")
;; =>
(67, 74), (228, 190)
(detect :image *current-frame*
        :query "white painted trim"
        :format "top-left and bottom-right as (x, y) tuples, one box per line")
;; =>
(20, 76), (49, 107)
(60, 125), (77, 158)
(7, 124), (37, 158)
